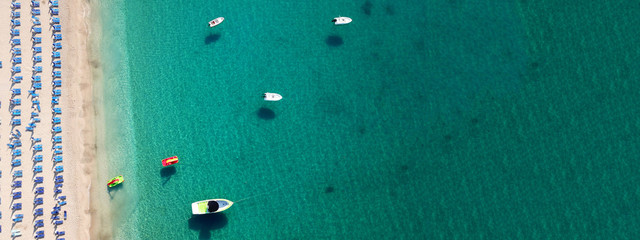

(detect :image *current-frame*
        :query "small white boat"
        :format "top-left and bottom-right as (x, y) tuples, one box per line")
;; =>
(192, 199), (233, 215)
(209, 17), (224, 27)
(332, 17), (352, 25)
(263, 92), (282, 101)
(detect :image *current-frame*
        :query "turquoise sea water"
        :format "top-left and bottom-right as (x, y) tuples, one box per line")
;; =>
(95, 0), (640, 239)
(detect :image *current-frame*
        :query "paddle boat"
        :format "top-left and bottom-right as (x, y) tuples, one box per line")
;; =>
(162, 156), (179, 167)
(107, 175), (124, 187)
(332, 17), (352, 25)
(263, 92), (282, 101)
(192, 199), (234, 215)
(209, 17), (224, 27)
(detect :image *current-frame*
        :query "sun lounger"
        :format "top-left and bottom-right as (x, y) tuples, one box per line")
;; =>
(33, 55), (42, 63)
(35, 187), (44, 194)
(33, 66), (42, 73)
(33, 36), (42, 43)
(54, 42), (62, 49)
(11, 159), (21, 167)
(53, 71), (62, 78)
(11, 229), (22, 237)
(11, 98), (21, 105)
(33, 46), (42, 53)
(12, 2), (21, 9)
(52, 51), (61, 58)
(12, 76), (23, 83)
(58, 201), (67, 206)
(33, 118), (41, 124)
(50, 8), (59, 15)
(33, 165), (43, 173)
(11, 109), (21, 116)
(12, 88), (21, 95)
(54, 34), (62, 41)
(32, 16), (41, 25)
(34, 208), (43, 216)
(34, 176), (43, 184)
(11, 119), (21, 126)
(53, 107), (62, 114)
(13, 170), (23, 178)
(11, 11), (20, 18)
(58, 195), (66, 201)
(11, 39), (21, 46)
(53, 24), (61, 32)
(12, 192), (21, 199)
(54, 155), (63, 163)
(34, 197), (43, 205)
(51, 17), (60, 24)
(32, 0), (40, 7)
(53, 80), (62, 87)
(52, 96), (60, 104)
(34, 155), (43, 162)
(12, 203), (22, 210)
(55, 166), (64, 173)
(54, 89), (62, 95)
(53, 117), (61, 124)
(12, 47), (21, 55)
(54, 220), (63, 225)
(10, 29), (20, 36)
(54, 149), (63, 155)
(11, 19), (21, 26)
(32, 8), (41, 15)
(12, 181), (22, 188)
(32, 27), (42, 34)
(11, 66), (21, 73)
(33, 82), (42, 90)
(52, 126), (62, 133)
(32, 97), (40, 104)
(11, 57), (22, 64)
(50, 0), (59, 7)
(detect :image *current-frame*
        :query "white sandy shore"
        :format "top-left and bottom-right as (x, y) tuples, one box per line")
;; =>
(0, 0), (96, 239)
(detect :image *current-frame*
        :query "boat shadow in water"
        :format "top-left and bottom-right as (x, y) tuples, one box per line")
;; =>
(160, 167), (177, 185)
(257, 107), (276, 120)
(326, 35), (344, 47)
(107, 183), (124, 199)
(188, 213), (229, 239)
(205, 34), (221, 45)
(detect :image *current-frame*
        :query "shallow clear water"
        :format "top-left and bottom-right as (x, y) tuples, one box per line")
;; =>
(96, 0), (640, 239)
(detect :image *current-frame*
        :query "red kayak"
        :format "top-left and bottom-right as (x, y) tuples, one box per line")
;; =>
(162, 156), (179, 167)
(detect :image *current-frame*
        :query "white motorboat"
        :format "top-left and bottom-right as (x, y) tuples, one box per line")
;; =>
(332, 17), (352, 25)
(209, 17), (224, 27)
(191, 199), (234, 215)
(263, 92), (282, 101)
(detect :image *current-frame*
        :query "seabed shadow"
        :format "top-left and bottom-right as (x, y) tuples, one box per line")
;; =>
(188, 213), (229, 240)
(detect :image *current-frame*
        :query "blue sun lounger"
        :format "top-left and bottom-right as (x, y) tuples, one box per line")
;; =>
(13, 170), (22, 178)
(54, 155), (63, 163)
(55, 166), (64, 173)
(12, 47), (21, 55)
(53, 108), (62, 114)
(56, 231), (65, 236)
(11, 11), (20, 18)
(53, 71), (62, 78)
(54, 220), (63, 225)
(34, 176), (43, 183)
(13, 214), (23, 222)
(12, 181), (22, 188)
(50, 0), (59, 7)
(34, 208), (43, 216)
(55, 177), (64, 183)
(51, 17), (60, 24)
(12, 2), (21, 9)
(32, 27), (42, 33)
(53, 136), (62, 143)
(33, 46), (42, 53)
(10, 29), (19, 36)
(50, 8), (59, 15)
(55, 184), (63, 189)
(12, 76), (23, 83)
(12, 203), (22, 210)
(35, 232), (44, 239)
(11, 149), (21, 156)
(34, 221), (44, 228)
(33, 55), (42, 63)
(33, 82), (42, 90)
(12, 88), (21, 95)
(54, 145), (63, 150)
(11, 109), (21, 116)
(34, 197), (43, 205)
(11, 98), (21, 105)
(33, 37), (42, 43)
(53, 42), (62, 49)
(34, 165), (43, 173)
(54, 34), (62, 41)
(53, 24), (61, 32)
(12, 192), (21, 199)
(11, 19), (21, 26)
(58, 200), (67, 206)
(11, 159), (21, 167)
(54, 149), (63, 155)
(33, 66), (42, 73)
(12, 57), (22, 64)
(35, 187), (44, 195)
(53, 89), (62, 96)
(53, 80), (62, 87)
(32, 16), (41, 25)
(11, 39), (20, 45)
(52, 51), (61, 58)
(12, 66), (21, 73)
(52, 96), (60, 104)
(52, 126), (62, 133)
(32, 8), (41, 15)
(34, 144), (43, 151)
(34, 155), (43, 162)
(11, 119), (21, 126)
(53, 117), (61, 124)
(32, 0), (40, 7)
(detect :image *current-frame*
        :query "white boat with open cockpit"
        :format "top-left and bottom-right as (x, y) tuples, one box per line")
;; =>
(209, 17), (224, 27)
(191, 199), (234, 215)
(263, 92), (282, 101)
(332, 17), (352, 25)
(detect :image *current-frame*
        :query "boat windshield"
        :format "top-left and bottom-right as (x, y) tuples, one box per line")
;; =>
(207, 201), (219, 212)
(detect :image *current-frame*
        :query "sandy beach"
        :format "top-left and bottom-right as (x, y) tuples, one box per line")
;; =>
(0, 0), (96, 239)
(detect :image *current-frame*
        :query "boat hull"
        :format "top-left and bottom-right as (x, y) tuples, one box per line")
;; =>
(209, 17), (224, 27)
(333, 17), (352, 25)
(263, 92), (282, 101)
(107, 175), (124, 188)
(162, 156), (179, 167)
(192, 199), (234, 215)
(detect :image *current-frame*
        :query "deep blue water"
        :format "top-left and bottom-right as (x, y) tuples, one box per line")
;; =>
(95, 0), (640, 239)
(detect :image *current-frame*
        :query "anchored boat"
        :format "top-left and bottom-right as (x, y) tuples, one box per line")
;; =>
(162, 156), (179, 167)
(332, 17), (352, 25)
(209, 17), (224, 27)
(107, 175), (124, 188)
(263, 92), (282, 101)
(192, 199), (234, 215)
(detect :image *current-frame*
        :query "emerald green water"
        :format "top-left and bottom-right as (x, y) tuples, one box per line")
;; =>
(95, 0), (640, 239)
